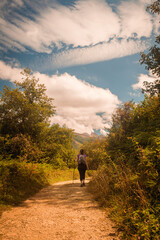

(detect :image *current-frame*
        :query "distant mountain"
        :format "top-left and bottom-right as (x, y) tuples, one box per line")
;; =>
(72, 132), (104, 150)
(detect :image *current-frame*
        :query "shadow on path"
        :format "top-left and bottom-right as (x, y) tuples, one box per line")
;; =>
(19, 180), (94, 210)
(0, 179), (119, 240)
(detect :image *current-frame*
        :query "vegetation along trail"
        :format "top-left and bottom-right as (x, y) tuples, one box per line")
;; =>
(0, 180), (119, 240)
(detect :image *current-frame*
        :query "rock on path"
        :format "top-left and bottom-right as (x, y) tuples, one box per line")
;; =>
(0, 180), (119, 240)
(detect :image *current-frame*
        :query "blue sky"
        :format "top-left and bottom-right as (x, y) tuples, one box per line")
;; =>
(0, 0), (159, 135)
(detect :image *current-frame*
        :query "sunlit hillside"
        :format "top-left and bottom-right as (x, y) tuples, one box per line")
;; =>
(73, 132), (104, 150)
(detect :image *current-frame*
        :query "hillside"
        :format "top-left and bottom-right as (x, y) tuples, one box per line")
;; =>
(72, 132), (104, 150)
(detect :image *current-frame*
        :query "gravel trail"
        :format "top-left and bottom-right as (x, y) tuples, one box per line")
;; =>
(0, 180), (119, 240)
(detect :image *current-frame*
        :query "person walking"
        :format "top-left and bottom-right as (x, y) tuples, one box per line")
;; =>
(77, 149), (88, 187)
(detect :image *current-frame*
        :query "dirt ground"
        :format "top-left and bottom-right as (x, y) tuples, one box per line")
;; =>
(0, 179), (119, 240)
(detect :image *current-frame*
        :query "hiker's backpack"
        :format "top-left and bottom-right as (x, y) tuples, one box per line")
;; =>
(78, 154), (86, 165)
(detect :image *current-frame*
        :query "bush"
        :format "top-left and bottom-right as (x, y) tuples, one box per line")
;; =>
(88, 151), (160, 240)
(0, 161), (48, 204)
(0, 161), (79, 206)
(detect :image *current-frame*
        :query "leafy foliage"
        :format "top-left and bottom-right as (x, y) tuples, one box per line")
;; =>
(81, 138), (107, 170)
(39, 124), (76, 167)
(0, 161), (79, 207)
(146, 0), (160, 15)
(0, 68), (55, 139)
(0, 69), (76, 168)
(140, 1), (160, 96)
(88, 95), (160, 239)
(0, 69), (78, 212)
(87, 4), (160, 234)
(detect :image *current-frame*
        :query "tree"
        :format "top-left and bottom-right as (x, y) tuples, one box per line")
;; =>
(39, 124), (76, 167)
(82, 138), (108, 170)
(106, 101), (135, 160)
(147, 0), (160, 15)
(0, 68), (55, 140)
(0, 69), (76, 166)
(140, 0), (160, 96)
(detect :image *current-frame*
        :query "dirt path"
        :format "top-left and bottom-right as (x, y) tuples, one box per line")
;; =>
(0, 180), (119, 240)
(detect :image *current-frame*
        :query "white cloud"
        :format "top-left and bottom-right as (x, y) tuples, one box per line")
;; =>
(118, 0), (153, 38)
(47, 38), (149, 69)
(0, 60), (120, 135)
(37, 0), (120, 47)
(132, 71), (157, 90)
(0, 1), (6, 9)
(0, 0), (154, 56)
(0, 0), (120, 53)
(11, 0), (23, 7)
(0, 60), (22, 81)
(129, 91), (141, 98)
(139, 0), (152, 3)
(0, 17), (51, 53)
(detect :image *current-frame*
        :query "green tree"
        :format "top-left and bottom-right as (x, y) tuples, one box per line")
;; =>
(147, 0), (160, 15)
(39, 124), (76, 167)
(106, 101), (136, 162)
(140, 0), (160, 96)
(0, 68), (55, 140)
(82, 138), (108, 170)
(0, 69), (76, 167)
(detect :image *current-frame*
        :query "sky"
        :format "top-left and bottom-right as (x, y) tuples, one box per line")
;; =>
(0, 0), (159, 135)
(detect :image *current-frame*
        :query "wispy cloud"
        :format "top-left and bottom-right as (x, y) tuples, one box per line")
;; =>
(39, 38), (149, 70)
(0, 0), (120, 53)
(117, 0), (153, 38)
(0, 0), (154, 68)
(0, 60), (22, 81)
(0, 60), (120, 134)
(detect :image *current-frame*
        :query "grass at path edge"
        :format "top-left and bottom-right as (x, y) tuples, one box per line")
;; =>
(0, 161), (93, 216)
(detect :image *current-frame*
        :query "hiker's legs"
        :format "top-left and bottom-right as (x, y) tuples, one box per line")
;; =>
(78, 169), (83, 186)
(82, 170), (86, 185)
(78, 164), (87, 186)
(81, 170), (85, 180)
